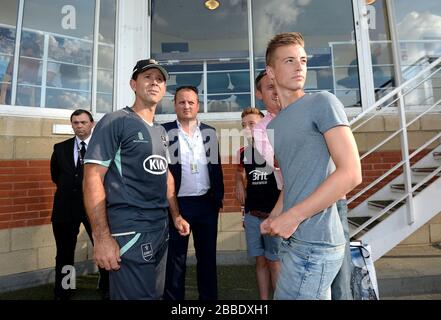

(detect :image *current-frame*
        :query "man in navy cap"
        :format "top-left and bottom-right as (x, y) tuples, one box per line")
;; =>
(83, 59), (190, 300)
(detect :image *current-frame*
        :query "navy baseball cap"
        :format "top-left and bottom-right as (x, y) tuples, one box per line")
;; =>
(255, 69), (267, 88)
(131, 58), (169, 81)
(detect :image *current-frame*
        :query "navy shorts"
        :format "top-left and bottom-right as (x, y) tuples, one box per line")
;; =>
(110, 222), (168, 300)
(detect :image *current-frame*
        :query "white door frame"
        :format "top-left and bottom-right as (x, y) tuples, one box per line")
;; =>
(114, 0), (150, 110)
(353, 0), (376, 110)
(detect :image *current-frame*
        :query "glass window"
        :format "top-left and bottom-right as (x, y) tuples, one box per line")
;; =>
(0, 0), (19, 105)
(393, 0), (441, 106)
(252, 0), (358, 107)
(394, 0), (441, 69)
(18, 0), (95, 109)
(151, 0), (249, 113)
(364, 0), (395, 101)
(97, 0), (116, 113)
(1, 0), (116, 112)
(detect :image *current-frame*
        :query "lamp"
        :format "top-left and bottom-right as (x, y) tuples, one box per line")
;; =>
(205, 0), (220, 10)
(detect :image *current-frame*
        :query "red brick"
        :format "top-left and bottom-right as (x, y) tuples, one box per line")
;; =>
(0, 183), (13, 191)
(26, 174), (51, 182)
(382, 156), (402, 163)
(39, 182), (56, 188)
(0, 221), (11, 229)
(14, 167), (42, 175)
(27, 218), (50, 226)
(0, 168), (15, 174)
(9, 220), (27, 228)
(0, 190), (27, 198)
(13, 197), (41, 205)
(224, 186), (235, 193)
(361, 164), (373, 170)
(373, 163), (393, 170)
(364, 170), (383, 177)
(0, 175), (22, 183)
(222, 168), (238, 175)
(13, 182), (39, 190)
(28, 160), (50, 167)
(223, 199), (239, 207)
(27, 203), (53, 211)
(0, 205), (26, 214)
(39, 210), (52, 218)
(0, 198), (13, 206)
(37, 196), (54, 203)
(0, 161), (27, 168)
(13, 212), (40, 220)
(28, 189), (54, 197)
(0, 214), (12, 222)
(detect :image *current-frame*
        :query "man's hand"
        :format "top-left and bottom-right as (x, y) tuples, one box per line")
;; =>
(260, 210), (302, 240)
(94, 235), (121, 271)
(235, 181), (246, 205)
(173, 215), (190, 236)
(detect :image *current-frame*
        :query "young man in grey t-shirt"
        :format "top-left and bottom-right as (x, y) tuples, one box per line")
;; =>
(261, 32), (362, 300)
(83, 59), (190, 300)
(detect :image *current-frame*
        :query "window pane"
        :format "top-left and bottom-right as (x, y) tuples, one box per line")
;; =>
(393, 0), (441, 106)
(18, 0), (95, 109)
(252, 0), (357, 107)
(0, 0), (19, 105)
(97, 0), (116, 114)
(158, 62), (204, 115)
(151, 0), (249, 113)
(394, 0), (441, 66)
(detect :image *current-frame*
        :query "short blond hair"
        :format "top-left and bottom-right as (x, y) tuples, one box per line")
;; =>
(266, 32), (305, 66)
(241, 107), (264, 119)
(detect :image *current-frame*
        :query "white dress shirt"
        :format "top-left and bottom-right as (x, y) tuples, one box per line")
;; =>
(73, 135), (91, 166)
(176, 120), (210, 197)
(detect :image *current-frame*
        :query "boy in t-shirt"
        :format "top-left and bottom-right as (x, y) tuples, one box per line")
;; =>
(235, 107), (281, 300)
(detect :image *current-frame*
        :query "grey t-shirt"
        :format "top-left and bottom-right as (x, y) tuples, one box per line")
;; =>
(84, 107), (169, 234)
(268, 91), (349, 246)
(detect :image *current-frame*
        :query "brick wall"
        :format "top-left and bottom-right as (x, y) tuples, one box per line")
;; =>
(0, 149), (434, 230)
(220, 161), (241, 213)
(0, 160), (54, 230)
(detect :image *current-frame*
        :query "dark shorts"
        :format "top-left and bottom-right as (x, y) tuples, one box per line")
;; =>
(110, 222), (169, 300)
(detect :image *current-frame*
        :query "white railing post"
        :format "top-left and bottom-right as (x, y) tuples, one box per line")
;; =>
(397, 91), (415, 225)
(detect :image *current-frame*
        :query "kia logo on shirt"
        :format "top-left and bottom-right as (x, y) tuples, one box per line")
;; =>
(143, 155), (168, 175)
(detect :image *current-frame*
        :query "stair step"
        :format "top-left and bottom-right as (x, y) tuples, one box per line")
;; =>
(390, 182), (430, 193)
(348, 216), (382, 230)
(433, 151), (441, 160)
(368, 199), (406, 211)
(411, 167), (440, 175)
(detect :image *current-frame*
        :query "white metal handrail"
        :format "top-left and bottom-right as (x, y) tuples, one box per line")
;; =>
(350, 56), (441, 127)
(350, 57), (441, 131)
(348, 55), (441, 237)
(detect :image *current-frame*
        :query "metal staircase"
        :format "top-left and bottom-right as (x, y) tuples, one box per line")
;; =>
(348, 56), (441, 261)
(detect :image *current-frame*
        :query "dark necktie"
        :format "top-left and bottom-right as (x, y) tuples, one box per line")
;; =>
(78, 141), (86, 168)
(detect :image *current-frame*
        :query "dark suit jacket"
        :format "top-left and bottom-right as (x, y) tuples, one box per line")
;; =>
(50, 137), (86, 223)
(162, 121), (224, 209)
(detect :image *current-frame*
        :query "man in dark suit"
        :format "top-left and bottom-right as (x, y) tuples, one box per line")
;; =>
(163, 86), (224, 300)
(50, 109), (108, 300)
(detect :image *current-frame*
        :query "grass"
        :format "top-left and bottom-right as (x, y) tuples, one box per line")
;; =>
(0, 265), (259, 300)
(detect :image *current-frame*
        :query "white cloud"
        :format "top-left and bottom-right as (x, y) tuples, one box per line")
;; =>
(397, 11), (441, 62)
(253, 0), (303, 55)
